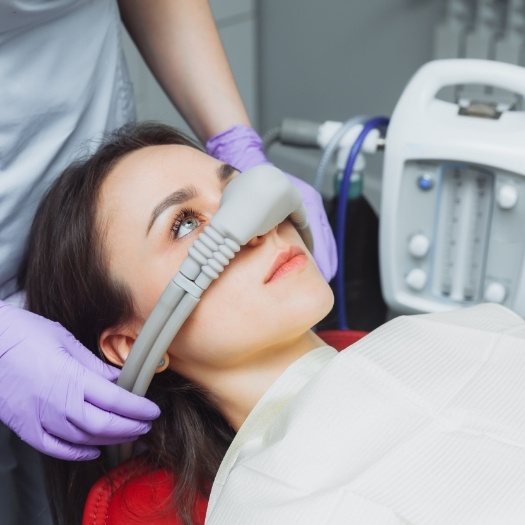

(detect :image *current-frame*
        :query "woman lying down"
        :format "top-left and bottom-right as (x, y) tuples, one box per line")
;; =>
(20, 122), (525, 525)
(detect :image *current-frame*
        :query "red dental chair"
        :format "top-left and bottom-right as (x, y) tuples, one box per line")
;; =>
(83, 458), (207, 525)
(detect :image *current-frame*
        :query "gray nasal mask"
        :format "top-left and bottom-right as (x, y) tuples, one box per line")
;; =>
(112, 165), (312, 462)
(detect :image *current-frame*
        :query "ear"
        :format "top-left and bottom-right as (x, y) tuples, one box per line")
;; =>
(99, 324), (171, 374)
(99, 323), (139, 368)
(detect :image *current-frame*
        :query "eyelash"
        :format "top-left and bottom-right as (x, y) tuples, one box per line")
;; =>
(170, 207), (202, 239)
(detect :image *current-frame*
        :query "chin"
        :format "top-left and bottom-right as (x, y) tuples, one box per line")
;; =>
(316, 287), (335, 323)
(287, 282), (334, 332)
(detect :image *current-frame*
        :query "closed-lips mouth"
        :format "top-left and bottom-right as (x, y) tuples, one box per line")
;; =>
(264, 246), (305, 283)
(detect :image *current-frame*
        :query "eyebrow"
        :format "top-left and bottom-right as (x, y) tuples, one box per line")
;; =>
(218, 163), (236, 182)
(146, 163), (236, 234)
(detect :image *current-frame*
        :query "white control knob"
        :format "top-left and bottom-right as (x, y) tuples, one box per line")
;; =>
(484, 282), (506, 304)
(408, 234), (430, 258)
(405, 268), (427, 291)
(497, 185), (518, 210)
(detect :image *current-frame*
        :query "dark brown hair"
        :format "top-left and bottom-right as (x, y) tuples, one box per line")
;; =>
(19, 122), (235, 525)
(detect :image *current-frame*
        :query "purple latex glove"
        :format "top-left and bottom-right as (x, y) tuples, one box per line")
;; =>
(0, 301), (160, 460)
(206, 125), (337, 281)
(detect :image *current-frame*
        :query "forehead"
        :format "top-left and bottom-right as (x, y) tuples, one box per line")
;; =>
(104, 144), (215, 189)
(97, 144), (224, 232)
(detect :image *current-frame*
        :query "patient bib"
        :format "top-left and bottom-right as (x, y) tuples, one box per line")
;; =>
(207, 304), (525, 524)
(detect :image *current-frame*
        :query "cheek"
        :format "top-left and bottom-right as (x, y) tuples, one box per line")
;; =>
(166, 262), (334, 369)
(166, 279), (252, 363)
(127, 247), (195, 321)
(129, 270), (174, 321)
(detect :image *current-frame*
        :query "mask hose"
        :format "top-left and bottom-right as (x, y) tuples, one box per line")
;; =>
(117, 165), (311, 398)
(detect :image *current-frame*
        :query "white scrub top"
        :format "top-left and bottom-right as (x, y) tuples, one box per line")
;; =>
(0, 0), (135, 300)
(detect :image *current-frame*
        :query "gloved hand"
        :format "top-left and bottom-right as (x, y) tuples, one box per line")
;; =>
(206, 125), (337, 281)
(0, 301), (160, 460)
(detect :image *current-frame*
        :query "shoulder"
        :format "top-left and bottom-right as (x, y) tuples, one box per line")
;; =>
(83, 457), (207, 525)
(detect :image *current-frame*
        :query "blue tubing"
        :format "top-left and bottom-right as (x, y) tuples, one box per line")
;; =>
(335, 116), (389, 330)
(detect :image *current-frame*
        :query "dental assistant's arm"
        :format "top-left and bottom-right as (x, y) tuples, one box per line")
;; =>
(0, 302), (160, 460)
(118, 0), (249, 142)
(118, 0), (337, 280)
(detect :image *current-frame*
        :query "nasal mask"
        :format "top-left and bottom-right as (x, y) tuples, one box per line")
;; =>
(115, 164), (311, 416)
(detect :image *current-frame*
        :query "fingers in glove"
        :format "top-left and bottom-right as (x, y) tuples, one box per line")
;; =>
(83, 370), (160, 421)
(60, 334), (120, 382)
(39, 432), (101, 461)
(64, 400), (153, 445)
(42, 399), (153, 446)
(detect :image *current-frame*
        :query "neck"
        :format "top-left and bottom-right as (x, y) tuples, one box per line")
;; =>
(208, 330), (325, 431)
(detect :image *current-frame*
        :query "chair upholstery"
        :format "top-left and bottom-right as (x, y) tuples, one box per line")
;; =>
(317, 329), (367, 351)
(83, 458), (207, 525)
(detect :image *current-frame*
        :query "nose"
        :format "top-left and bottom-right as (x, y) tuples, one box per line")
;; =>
(246, 225), (278, 247)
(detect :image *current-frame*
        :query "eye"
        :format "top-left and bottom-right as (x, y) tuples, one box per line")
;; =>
(172, 209), (202, 239)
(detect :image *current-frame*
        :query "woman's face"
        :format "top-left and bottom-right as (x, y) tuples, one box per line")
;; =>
(97, 144), (334, 385)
